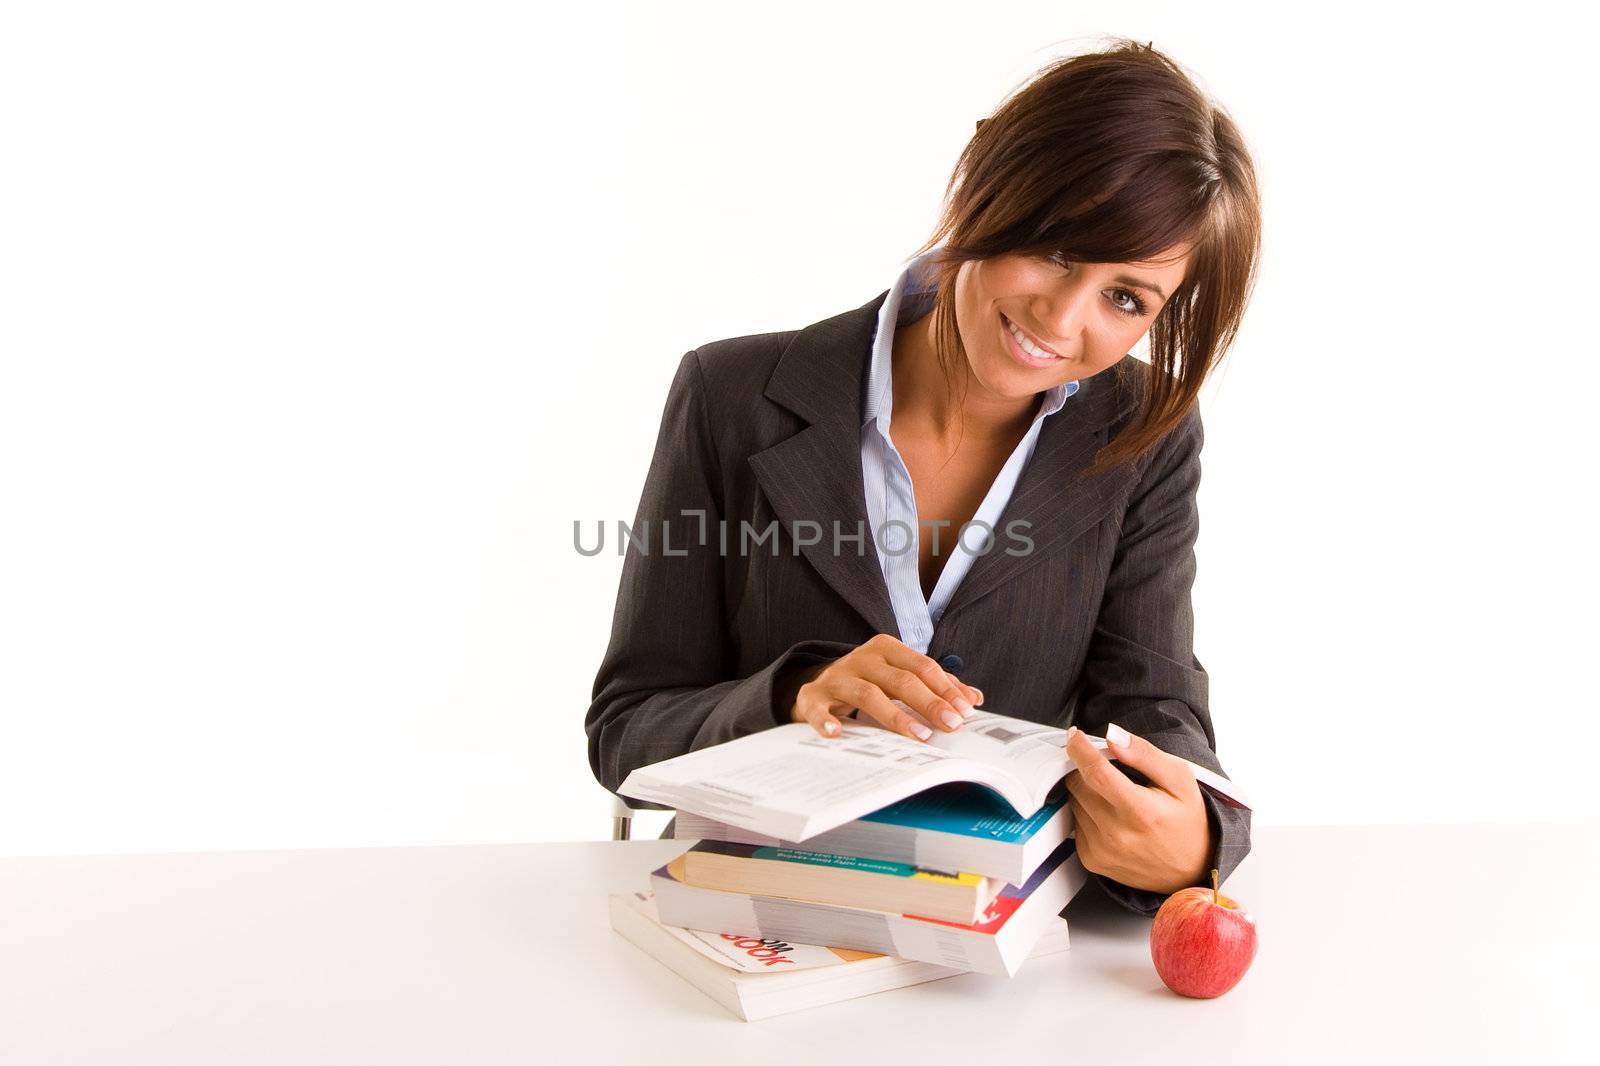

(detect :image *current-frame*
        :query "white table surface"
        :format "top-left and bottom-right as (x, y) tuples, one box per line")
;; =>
(1, 823), (1594, 1065)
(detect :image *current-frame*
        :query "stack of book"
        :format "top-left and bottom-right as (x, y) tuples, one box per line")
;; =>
(607, 708), (1251, 1016)
(607, 888), (1072, 1021)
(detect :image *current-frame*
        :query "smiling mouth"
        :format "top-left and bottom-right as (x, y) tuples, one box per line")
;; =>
(1000, 312), (1067, 362)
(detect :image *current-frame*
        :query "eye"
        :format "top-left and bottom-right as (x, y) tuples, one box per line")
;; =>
(1039, 253), (1151, 318)
(1108, 289), (1150, 318)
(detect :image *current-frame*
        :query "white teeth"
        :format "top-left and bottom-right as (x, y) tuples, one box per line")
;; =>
(1006, 316), (1060, 359)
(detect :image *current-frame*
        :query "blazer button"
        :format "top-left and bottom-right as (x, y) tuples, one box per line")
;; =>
(937, 653), (964, 674)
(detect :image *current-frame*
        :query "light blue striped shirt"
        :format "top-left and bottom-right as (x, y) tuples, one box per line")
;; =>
(861, 248), (1080, 654)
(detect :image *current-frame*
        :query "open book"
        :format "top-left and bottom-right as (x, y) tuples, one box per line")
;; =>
(672, 779), (1071, 885)
(618, 708), (1250, 846)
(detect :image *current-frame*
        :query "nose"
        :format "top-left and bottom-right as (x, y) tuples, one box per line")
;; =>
(1031, 276), (1096, 348)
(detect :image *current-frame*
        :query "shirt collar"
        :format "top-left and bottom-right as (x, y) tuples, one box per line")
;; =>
(863, 247), (1078, 433)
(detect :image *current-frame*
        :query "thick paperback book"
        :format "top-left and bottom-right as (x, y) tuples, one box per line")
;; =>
(678, 837), (1005, 925)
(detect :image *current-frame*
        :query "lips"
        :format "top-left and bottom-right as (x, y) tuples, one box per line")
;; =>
(1001, 313), (1063, 357)
(999, 312), (1067, 369)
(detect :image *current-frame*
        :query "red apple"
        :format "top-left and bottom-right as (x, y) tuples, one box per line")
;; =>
(1150, 869), (1257, 998)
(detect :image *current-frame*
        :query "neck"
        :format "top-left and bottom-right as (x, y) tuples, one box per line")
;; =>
(891, 310), (1040, 451)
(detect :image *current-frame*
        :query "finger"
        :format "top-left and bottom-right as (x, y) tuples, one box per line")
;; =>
(1067, 796), (1104, 872)
(801, 708), (843, 737)
(792, 690), (843, 738)
(924, 667), (978, 718)
(943, 671), (983, 709)
(850, 702), (935, 736)
(824, 677), (933, 736)
(1068, 793), (1139, 884)
(865, 660), (966, 732)
(1065, 726), (1145, 810)
(1064, 767), (1119, 826)
(804, 670), (877, 732)
(1103, 723), (1202, 800)
(870, 639), (978, 719)
(858, 636), (976, 715)
(837, 679), (934, 741)
(1066, 792), (1102, 839)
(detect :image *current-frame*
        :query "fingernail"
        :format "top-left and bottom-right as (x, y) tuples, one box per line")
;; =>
(911, 722), (932, 740)
(953, 697), (975, 718)
(972, 688), (985, 706)
(940, 709), (963, 730)
(824, 720), (839, 736)
(1106, 723), (1131, 750)
(1064, 726), (1079, 742)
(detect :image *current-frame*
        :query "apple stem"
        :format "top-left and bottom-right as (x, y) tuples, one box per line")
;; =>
(1211, 868), (1219, 905)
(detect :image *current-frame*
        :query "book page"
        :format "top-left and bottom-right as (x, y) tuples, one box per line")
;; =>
(619, 722), (1022, 840)
(618, 709), (1251, 843)
(932, 709), (1253, 811)
(913, 709), (1070, 808)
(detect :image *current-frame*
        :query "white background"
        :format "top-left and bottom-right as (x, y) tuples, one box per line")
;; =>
(2, 0), (1595, 857)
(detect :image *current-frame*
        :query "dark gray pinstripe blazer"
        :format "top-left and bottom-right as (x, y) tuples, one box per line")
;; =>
(584, 288), (1251, 918)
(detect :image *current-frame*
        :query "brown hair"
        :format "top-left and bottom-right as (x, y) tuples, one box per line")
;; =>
(912, 38), (1262, 479)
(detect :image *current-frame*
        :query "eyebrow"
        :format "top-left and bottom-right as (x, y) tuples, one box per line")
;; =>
(1115, 274), (1168, 301)
(1039, 248), (1174, 302)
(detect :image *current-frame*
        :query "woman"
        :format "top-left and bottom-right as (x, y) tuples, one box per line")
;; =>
(585, 40), (1261, 917)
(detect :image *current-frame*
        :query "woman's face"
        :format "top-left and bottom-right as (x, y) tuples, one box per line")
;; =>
(954, 246), (1192, 398)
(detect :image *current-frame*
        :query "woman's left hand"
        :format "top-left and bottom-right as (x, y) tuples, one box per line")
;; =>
(1063, 723), (1214, 896)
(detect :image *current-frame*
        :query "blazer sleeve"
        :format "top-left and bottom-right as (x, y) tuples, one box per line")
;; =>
(585, 349), (858, 809)
(1069, 403), (1252, 917)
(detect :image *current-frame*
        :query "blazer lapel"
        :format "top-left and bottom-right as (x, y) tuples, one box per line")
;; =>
(748, 288), (1145, 636)
(936, 366), (1142, 622)
(747, 292), (902, 638)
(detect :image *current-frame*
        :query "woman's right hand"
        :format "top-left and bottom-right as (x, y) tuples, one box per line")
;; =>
(787, 633), (984, 741)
